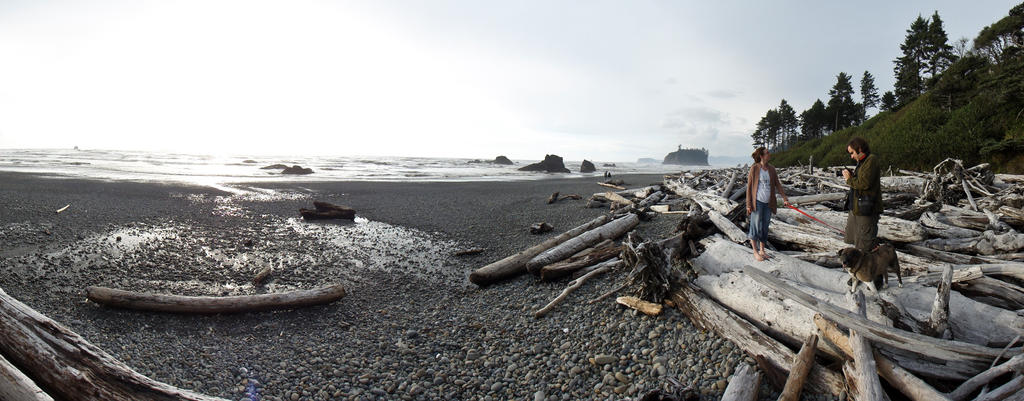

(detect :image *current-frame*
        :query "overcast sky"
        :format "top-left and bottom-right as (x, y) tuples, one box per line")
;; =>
(0, 1), (1016, 162)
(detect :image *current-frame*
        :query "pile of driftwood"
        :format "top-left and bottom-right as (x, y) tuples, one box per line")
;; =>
(470, 160), (1024, 400)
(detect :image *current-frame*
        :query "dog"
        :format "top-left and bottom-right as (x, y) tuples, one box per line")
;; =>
(837, 243), (902, 293)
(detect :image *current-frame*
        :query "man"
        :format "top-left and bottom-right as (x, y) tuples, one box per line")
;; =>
(842, 136), (882, 252)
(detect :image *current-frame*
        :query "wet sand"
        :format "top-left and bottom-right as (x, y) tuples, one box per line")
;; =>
(0, 171), (803, 401)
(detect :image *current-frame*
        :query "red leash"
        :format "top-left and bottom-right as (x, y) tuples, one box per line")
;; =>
(786, 204), (846, 235)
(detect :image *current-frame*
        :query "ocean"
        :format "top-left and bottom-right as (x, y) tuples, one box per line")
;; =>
(0, 148), (701, 188)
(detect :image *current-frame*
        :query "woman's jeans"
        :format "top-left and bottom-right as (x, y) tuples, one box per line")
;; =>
(748, 201), (772, 243)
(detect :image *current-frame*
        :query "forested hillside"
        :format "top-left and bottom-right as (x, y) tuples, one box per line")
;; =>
(759, 4), (1024, 172)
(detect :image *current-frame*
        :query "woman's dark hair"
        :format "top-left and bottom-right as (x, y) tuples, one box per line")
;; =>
(751, 147), (766, 163)
(848, 136), (870, 154)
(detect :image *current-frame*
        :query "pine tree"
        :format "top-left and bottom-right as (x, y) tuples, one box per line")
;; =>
(880, 91), (897, 112)
(799, 99), (829, 140)
(777, 99), (799, 149)
(894, 15), (929, 105)
(925, 12), (956, 83)
(860, 71), (880, 113)
(826, 72), (858, 130)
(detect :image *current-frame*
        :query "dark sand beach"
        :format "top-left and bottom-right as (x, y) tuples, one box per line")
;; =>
(0, 172), (815, 401)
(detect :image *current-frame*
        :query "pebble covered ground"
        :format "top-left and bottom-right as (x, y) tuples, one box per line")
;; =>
(0, 172), (839, 400)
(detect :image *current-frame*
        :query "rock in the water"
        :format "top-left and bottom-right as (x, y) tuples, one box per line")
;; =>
(602, 163), (616, 167)
(663, 146), (709, 166)
(299, 201), (355, 220)
(282, 165), (314, 174)
(580, 160), (596, 173)
(518, 155), (570, 173)
(493, 156), (514, 165)
(261, 163), (289, 170)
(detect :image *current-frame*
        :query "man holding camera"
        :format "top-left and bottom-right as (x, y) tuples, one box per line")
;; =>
(841, 136), (882, 252)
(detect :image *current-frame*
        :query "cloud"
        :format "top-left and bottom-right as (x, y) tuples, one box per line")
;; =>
(705, 89), (740, 99)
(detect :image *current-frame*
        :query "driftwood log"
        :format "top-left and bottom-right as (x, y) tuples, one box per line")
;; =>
(534, 259), (619, 318)
(777, 334), (817, 401)
(0, 286), (228, 401)
(0, 353), (53, 401)
(539, 242), (621, 281)
(526, 214), (638, 275)
(720, 363), (759, 401)
(469, 215), (609, 286)
(614, 296), (662, 316)
(86, 284), (346, 314)
(299, 201), (355, 220)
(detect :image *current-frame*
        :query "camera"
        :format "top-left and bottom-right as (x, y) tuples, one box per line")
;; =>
(835, 169), (847, 177)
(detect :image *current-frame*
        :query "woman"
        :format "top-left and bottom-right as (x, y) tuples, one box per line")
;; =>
(745, 147), (790, 261)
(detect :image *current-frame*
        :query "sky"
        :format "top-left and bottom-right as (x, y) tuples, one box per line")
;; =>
(0, 1), (1017, 162)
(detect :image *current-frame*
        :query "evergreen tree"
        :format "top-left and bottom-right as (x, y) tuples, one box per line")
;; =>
(826, 72), (858, 131)
(925, 12), (957, 83)
(974, 3), (1024, 63)
(894, 15), (929, 105)
(777, 99), (799, 149)
(799, 99), (829, 140)
(860, 71), (880, 113)
(880, 91), (897, 112)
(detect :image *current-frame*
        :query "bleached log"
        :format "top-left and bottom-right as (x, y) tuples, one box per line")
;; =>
(997, 206), (1024, 227)
(597, 182), (626, 190)
(634, 191), (665, 209)
(847, 291), (886, 401)
(526, 214), (638, 275)
(539, 243), (620, 281)
(709, 210), (747, 243)
(743, 267), (1017, 377)
(86, 284), (346, 314)
(904, 244), (993, 265)
(777, 335), (817, 401)
(670, 286), (845, 396)
(720, 363), (760, 401)
(534, 259), (616, 318)
(963, 179), (979, 211)
(911, 265), (984, 287)
(767, 220), (936, 274)
(953, 277), (1024, 310)
(926, 265), (954, 339)
(664, 179), (737, 215)
(615, 296), (662, 316)
(55, 204), (70, 214)
(882, 176), (927, 195)
(0, 353), (54, 401)
(775, 208), (927, 243)
(600, 191), (633, 206)
(694, 238), (1022, 349)
(469, 215), (609, 286)
(917, 231), (1024, 256)
(948, 353), (1024, 401)
(921, 212), (984, 239)
(940, 205), (997, 231)
(720, 170), (738, 198)
(814, 315), (950, 401)
(0, 287), (228, 401)
(782, 192), (847, 206)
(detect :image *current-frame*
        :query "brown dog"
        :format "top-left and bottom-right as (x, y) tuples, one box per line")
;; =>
(837, 244), (902, 293)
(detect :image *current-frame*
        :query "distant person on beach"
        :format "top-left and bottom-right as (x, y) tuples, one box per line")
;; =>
(745, 147), (790, 261)
(842, 136), (882, 252)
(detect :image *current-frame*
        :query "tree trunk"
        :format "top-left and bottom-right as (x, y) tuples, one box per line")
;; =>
(721, 363), (760, 401)
(670, 286), (846, 396)
(777, 334), (817, 401)
(0, 287), (228, 401)
(526, 214), (638, 275)
(469, 215), (609, 286)
(86, 284), (346, 314)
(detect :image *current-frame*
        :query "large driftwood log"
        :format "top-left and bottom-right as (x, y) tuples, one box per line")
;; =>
(920, 212), (983, 239)
(0, 287), (228, 401)
(526, 214), (638, 275)
(664, 180), (737, 215)
(814, 315), (949, 401)
(774, 207), (927, 243)
(973, 376), (1024, 401)
(694, 238), (1023, 349)
(469, 215), (609, 286)
(925, 265), (953, 339)
(780, 192), (846, 206)
(777, 334), (817, 401)
(670, 286), (846, 396)
(708, 210), (747, 243)
(0, 353), (53, 401)
(720, 363), (760, 401)
(743, 267), (1018, 376)
(86, 284), (346, 314)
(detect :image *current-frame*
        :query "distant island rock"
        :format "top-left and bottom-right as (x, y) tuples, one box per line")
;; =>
(663, 146), (709, 166)
(602, 163), (616, 167)
(580, 160), (596, 173)
(261, 164), (289, 170)
(637, 158), (658, 164)
(518, 154), (571, 173)
(493, 156), (514, 165)
(242, 159), (258, 164)
(281, 165), (314, 175)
